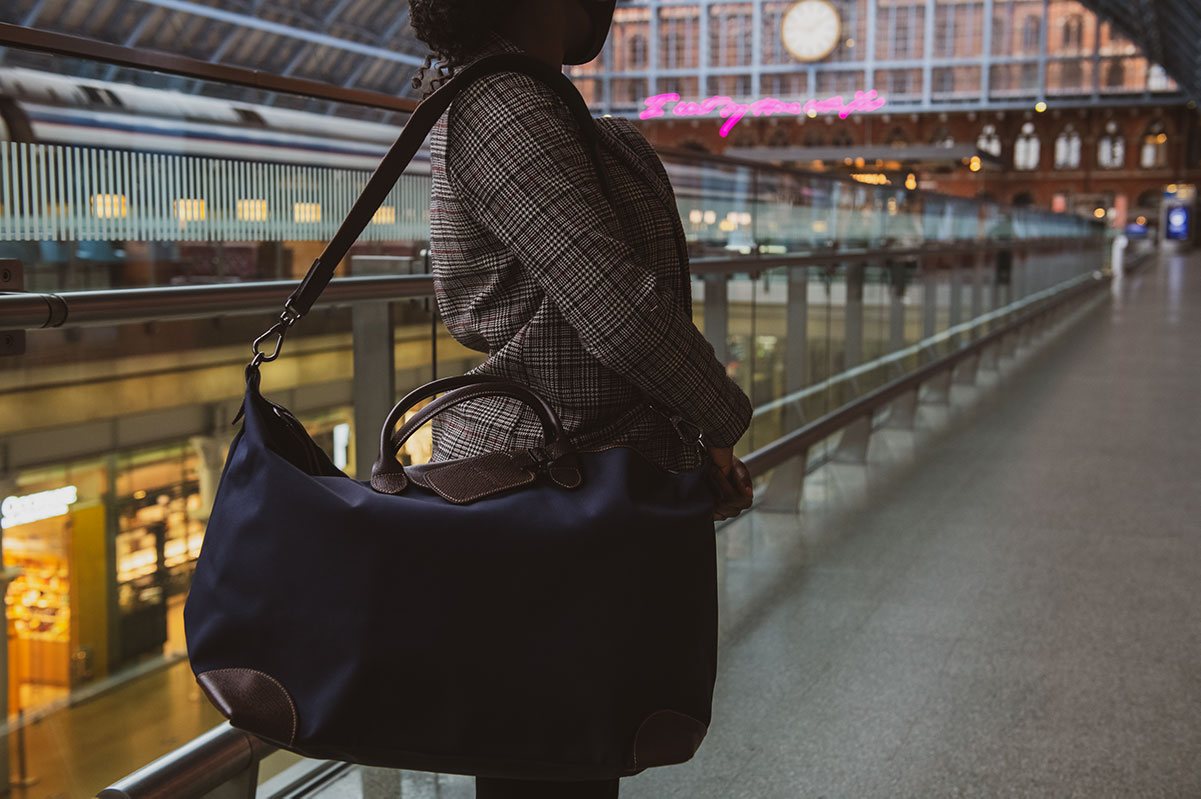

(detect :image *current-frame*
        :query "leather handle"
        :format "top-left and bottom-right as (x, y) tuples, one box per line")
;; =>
(369, 376), (569, 493)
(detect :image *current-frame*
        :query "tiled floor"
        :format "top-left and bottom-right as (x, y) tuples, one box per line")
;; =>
(622, 255), (1201, 798)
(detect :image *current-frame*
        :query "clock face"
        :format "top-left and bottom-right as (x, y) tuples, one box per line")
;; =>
(781, 0), (842, 62)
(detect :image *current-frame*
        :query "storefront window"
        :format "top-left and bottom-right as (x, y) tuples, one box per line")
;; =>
(2, 458), (107, 715)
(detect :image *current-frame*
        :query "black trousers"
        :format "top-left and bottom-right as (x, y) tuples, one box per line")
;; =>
(474, 777), (619, 798)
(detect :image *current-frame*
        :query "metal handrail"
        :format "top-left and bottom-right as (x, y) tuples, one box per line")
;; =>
(0, 22), (418, 115)
(1, 273), (435, 330)
(2, 238), (1094, 332)
(93, 255), (1113, 799)
(740, 271), (1107, 477)
(96, 723), (274, 799)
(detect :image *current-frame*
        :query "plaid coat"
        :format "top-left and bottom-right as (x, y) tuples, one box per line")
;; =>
(427, 32), (752, 471)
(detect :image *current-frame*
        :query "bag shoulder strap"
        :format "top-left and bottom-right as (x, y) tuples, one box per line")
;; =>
(250, 53), (613, 367)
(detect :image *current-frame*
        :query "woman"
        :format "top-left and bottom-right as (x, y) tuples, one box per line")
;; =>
(409, 1), (755, 796)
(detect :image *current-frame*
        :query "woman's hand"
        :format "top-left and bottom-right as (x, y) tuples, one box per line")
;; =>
(707, 446), (754, 521)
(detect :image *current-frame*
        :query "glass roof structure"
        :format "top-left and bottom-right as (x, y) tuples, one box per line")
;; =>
(0, 0), (1197, 116)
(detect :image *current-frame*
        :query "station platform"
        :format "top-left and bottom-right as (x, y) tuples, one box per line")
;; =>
(619, 253), (1201, 797)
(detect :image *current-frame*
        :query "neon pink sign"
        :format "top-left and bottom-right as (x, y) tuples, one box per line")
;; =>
(639, 91), (888, 137)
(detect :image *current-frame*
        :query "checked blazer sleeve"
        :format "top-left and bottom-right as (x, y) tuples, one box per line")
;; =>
(444, 72), (752, 448)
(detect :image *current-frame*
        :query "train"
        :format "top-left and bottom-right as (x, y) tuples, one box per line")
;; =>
(0, 66), (435, 288)
(0, 66), (429, 173)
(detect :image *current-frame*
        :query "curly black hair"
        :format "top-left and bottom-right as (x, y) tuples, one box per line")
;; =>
(408, 0), (518, 98)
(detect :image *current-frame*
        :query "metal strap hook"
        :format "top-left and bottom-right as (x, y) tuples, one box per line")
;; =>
(249, 305), (301, 368)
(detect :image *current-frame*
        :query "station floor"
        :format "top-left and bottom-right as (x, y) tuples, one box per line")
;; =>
(15, 252), (1201, 798)
(621, 253), (1201, 797)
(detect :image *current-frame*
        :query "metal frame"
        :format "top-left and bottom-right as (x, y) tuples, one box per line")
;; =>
(579, 0), (1190, 117)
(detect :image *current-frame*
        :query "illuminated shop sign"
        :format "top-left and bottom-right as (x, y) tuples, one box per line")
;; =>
(1167, 207), (1190, 240)
(1, 485), (78, 529)
(639, 91), (888, 137)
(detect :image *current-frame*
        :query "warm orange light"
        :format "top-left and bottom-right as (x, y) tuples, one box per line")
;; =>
(237, 199), (268, 221)
(905, 173), (917, 190)
(969, 156), (982, 172)
(371, 206), (397, 225)
(1035, 101), (1047, 113)
(1094, 207), (1106, 219)
(91, 194), (127, 219)
(174, 198), (206, 222)
(294, 202), (322, 223)
(1136, 215), (1147, 225)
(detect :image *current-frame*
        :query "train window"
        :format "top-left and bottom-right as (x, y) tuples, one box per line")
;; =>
(235, 108), (265, 125)
(81, 86), (124, 108)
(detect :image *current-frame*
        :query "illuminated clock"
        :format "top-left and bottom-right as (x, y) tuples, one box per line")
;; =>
(781, 0), (842, 62)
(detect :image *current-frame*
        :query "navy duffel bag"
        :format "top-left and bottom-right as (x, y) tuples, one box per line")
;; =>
(183, 52), (720, 781)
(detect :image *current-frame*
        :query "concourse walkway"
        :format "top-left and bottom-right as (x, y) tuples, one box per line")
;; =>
(622, 254), (1201, 798)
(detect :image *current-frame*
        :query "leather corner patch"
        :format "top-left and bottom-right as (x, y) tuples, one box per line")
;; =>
(632, 710), (708, 769)
(197, 668), (298, 747)
(370, 468), (408, 495)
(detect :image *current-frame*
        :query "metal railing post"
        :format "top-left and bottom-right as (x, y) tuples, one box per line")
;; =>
(784, 265), (809, 429)
(948, 257), (964, 347)
(703, 273), (730, 365)
(844, 262), (864, 369)
(921, 256), (938, 359)
(889, 259), (906, 353)
(352, 300), (396, 480)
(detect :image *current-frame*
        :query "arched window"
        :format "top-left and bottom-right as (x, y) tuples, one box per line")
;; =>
(1061, 61), (1084, 90)
(1012, 191), (1035, 207)
(831, 129), (854, 148)
(1062, 15), (1084, 49)
(888, 126), (909, 147)
(1054, 124), (1081, 169)
(930, 127), (955, 148)
(933, 68), (955, 95)
(1106, 61), (1126, 89)
(1136, 189), (1161, 211)
(977, 124), (1002, 157)
(1022, 15), (1042, 52)
(1141, 121), (1168, 168)
(1014, 122), (1041, 170)
(803, 128), (825, 147)
(768, 127), (791, 148)
(627, 34), (648, 69)
(1021, 62), (1039, 91)
(1098, 121), (1125, 169)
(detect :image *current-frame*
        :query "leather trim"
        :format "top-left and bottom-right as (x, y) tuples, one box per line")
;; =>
(632, 710), (708, 770)
(369, 467), (408, 495)
(419, 452), (537, 504)
(197, 668), (298, 746)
